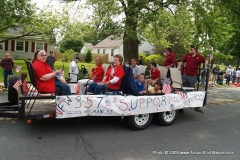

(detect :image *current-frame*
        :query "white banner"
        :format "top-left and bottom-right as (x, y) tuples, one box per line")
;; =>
(55, 91), (206, 119)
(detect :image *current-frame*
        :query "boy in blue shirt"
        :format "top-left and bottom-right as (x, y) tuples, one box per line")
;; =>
(135, 73), (145, 93)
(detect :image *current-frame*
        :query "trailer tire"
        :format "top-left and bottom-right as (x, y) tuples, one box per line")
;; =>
(127, 113), (153, 130)
(8, 75), (19, 103)
(155, 110), (178, 126)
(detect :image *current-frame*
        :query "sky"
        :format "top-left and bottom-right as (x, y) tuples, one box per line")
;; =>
(31, 0), (93, 21)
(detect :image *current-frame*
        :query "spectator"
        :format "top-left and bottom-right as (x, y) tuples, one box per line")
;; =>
(178, 45), (208, 88)
(145, 62), (161, 89)
(236, 68), (240, 86)
(77, 57), (104, 95)
(0, 53), (14, 90)
(46, 51), (56, 70)
(232, 67), (236, 84)
(123, 59), (129, 67)
(212, 65), (220, 85)
(135, 73), (145, 93)
(32, 49), (71, 95)
(130, 58), (141, 79)
(154, 59), (159, 69)
(87, 54), (125, 94)
(225, 66), (232, 86)
(200, 68), (206, 86)
(163, 47), (177, 68)
(69, 57), (80, 82)
(138, 56), (143, 65)
(145, 60), (151, 78)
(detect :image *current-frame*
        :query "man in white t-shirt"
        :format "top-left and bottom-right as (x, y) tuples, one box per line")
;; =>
(236, 68), (240, 86)
(69, 57), (80, 82)
(130, 58), (141, 79)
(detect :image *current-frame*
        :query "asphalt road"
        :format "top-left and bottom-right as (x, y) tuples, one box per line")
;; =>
(0, 88), (240, 160)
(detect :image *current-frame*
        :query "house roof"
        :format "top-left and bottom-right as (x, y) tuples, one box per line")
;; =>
(84, 43), (94, 49)
(94, 34), (123, 48)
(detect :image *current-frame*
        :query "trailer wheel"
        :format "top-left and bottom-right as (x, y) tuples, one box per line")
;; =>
(8, 75), (19, 103)
(127, 113), (153, 130)
(155, 110), (178, 126)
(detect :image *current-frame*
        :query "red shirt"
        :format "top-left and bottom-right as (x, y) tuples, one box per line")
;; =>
(104, 65), (125, 90)
(151, 68), (161, 80)
(181, 53), (205, 76)
(32, 59), (55, 92)
(92, 65), (104, 82)
(163, 52), (177, 67)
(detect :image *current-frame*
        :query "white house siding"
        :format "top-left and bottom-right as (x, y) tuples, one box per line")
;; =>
(0, 38), (54, 59)
(93, 46), (123, 62)
(139, 41), (155, 54)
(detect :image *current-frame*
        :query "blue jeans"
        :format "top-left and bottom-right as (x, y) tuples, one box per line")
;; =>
(182, 74), (198, 88)
(88, 83), (107, 94)
(55, 80), (71, 95)
(232, 76), (236, 84)
(226, 75), (230, 85)
(201, 75), (205, 86)
(4, 70), (13, 88)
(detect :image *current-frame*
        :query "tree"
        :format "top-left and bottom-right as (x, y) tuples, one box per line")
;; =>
(0, 0), (69, 43)
(85, 49), (92, 63)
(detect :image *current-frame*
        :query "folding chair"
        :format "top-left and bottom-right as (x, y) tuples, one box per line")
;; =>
(24, 60), (64, 115)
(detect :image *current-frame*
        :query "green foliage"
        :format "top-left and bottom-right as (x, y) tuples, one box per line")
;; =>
(62, 49), (76, 62)
(85, 49), (92, 63)
(139, 52), (147, 64)
(146, 54), (163, 66)
(59, 37), (84, 53)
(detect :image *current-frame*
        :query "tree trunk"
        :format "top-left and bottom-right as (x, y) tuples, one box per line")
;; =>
(123, 12), (139, 61)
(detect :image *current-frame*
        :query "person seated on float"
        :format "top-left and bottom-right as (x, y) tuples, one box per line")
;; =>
(145, 62), (161, 90)
(32, 49), (71, 95)
(135, 73), (145, 94)
(77, 57), (104, 95)
(140, 80), (162, 94)
(87, 54), (125, 95)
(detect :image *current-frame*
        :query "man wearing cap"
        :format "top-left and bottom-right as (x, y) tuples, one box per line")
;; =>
(0, 53), (14, 89)
(46, 51), (56, 70)
(69, 57), (80, 82)
(178, 45), (208, 88)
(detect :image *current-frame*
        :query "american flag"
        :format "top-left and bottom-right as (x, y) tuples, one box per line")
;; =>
(105, 100), (111, 106)
(162, 76), (172, 94)
(13, 80), (22, 90)
(210, 53), (214, 62)
(177, 89), (187, 99)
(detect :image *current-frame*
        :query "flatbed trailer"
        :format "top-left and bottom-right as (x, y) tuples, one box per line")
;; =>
(0, 66), (210, 130)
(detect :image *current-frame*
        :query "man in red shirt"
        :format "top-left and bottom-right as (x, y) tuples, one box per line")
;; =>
(145, 62), (161, 90)
(178, 45), (208, 88)
(163, 47), (177, 68)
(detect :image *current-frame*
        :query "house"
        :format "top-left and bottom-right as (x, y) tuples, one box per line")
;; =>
(80, 43), (94, 54)
(92, 34), (155, 62)
(0, 28), (54, 59)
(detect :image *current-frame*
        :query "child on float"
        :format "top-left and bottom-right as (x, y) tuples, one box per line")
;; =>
(140, 80), (162, 94)
(135, 73), (145, 94)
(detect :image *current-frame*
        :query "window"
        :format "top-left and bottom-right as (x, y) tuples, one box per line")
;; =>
(103, 49), (105, 54)
(0, 42), (3, 50)
(97, 49), (100, 54)
(16, 41), (24, 51)
(36, 42), (43, 51)
(111, 49), (114, 56)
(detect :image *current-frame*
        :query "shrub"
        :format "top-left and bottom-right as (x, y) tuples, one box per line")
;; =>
(85, 49), (92, 63)
(146, 54), (163, 66)
(62, 49), (76, 62)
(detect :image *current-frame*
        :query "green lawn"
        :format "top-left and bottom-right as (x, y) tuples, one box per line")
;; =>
(0, 60), (96, 82)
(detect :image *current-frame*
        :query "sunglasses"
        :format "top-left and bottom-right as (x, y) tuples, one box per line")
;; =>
(40, 54), (47, 57)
